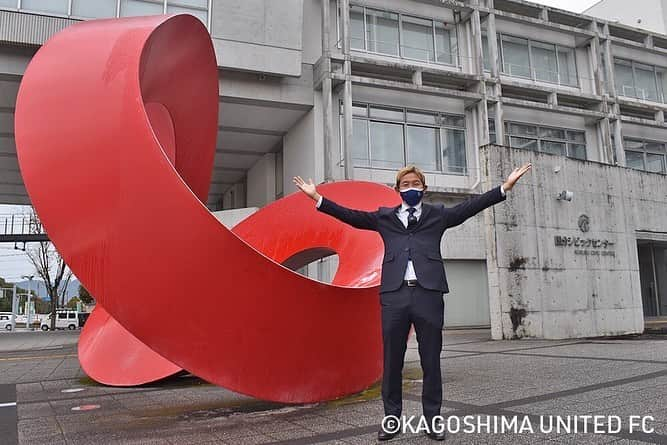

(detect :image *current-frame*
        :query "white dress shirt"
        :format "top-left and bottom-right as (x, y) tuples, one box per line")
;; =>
(396, 201), (422, 280)
(315, 184), (506, 281)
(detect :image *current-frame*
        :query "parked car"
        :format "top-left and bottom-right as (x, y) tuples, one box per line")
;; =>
(78, 312), (90, 327)
(40, 310), (79, 331)
(0, 312), (13, 331)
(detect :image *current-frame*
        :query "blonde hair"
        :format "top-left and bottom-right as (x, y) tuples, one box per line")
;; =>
(395, 165), (426, 189)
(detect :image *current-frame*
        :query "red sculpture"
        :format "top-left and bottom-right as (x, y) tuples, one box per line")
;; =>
(14, 14), (402, 402)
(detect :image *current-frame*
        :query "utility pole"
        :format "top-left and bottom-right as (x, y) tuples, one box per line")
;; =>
(22, 274), (34, 330)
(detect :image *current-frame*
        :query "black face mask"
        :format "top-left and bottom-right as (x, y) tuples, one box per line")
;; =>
(399, 188), (424, 206)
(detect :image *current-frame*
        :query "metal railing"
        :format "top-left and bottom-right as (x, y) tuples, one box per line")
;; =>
(0, 212), (49, 243)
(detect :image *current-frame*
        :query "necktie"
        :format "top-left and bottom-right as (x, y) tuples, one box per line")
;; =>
(407, 207), (417, 229)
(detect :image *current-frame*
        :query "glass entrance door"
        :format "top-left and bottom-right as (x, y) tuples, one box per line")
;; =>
(638, 242), (667, 318)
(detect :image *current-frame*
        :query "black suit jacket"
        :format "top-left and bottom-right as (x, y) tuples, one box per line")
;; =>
(316, 185), (506, 294)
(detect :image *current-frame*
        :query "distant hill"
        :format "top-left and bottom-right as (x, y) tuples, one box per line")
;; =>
(12, 278), (80, 302)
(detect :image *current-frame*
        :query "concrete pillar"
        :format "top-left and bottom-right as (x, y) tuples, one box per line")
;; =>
(480, 145), (504, 340)
(412, 69), (422, 86)
(479, 94), (490, 146)
(598, 117), (614, 164)
(494, 87), (505, 145)
(539, 7), (548, 22)
(548, 91), (558, 107)
(471, 9), (484, 75)
(321, 0), (334, 182)
(341, 0), (353, 180)
(612, 118), (625, 166)
(602, 25), (616, 98)
(589, 34), (603, 96)
(486, 13), (500, 78)
(645, 34), (654, 49)
(468, 104), (481, 180)
(246, 153), (276, 207)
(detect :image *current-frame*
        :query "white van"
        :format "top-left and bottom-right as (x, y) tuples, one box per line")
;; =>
(40, 310), (79, 331)
(0, 312), (13, 331)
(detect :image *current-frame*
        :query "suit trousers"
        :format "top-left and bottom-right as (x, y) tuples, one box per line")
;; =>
(380, 281), (444, 421)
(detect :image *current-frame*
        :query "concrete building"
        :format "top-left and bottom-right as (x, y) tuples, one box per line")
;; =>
(585, 0), (667, 35)
(0, 0), (666, 339)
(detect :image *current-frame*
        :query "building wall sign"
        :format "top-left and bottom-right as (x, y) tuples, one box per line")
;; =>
(554, 215), (616, 256)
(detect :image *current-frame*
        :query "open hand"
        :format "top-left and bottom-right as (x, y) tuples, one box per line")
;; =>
(503, 163), (532, 191)
(292, 176), (320, 201)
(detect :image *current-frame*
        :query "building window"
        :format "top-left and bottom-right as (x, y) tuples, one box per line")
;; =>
(72, 0), (117, 18)
(488, 119), (496, 144)
(402, 15), (434, 61)
(482, 34), (491, 72)
(365, 8), (399, 55)
(434, 21), (456, 65)
(495, 33), (578, 87)
(505, 122), (586, 160)
(614, 58), (667, 103)
(166, 0), (207, 23)
(346, 103), (467, 175)
(350, 5), (365, 50)
(532, 41), (558, 84)
(21, 0), (68, 15)
(557, 46), (577, 87)
(502, 35), (531, 78)
(2, 0), (210, 26)
(120, 0), (163, 16)
(623, 138), (666, 174)
(344, 5), (458, 66)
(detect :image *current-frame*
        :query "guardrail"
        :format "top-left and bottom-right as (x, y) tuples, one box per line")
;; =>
(0, 213), (49, 243)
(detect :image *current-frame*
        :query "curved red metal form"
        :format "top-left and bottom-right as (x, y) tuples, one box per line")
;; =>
(14, 14), (402, 402)
(78, 305), (182, 385)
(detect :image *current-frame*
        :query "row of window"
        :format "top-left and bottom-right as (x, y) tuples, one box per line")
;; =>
(345, 6), (667, 109)
(345, 103), (602, 175)
(347, 105), (666, 176)
(482, 34), (578, 87)
(0, 0), (209, 24)
(498, 122), (665, 174)
(347, 104), (467, 174)
(344, 5), (581, 87)
(625, 139), (667, 174)
(347, 5), (458, 66)
(504, 122), (587, 160)
(614, 59), (667, 104)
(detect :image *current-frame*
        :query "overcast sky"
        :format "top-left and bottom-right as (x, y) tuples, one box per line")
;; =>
(0, 0), (608, 285)
(0, 204), (36, 284)
(532, 0), (600, 13)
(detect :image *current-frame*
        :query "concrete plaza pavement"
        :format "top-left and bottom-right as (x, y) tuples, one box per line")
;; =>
(1, 328), (666, 444)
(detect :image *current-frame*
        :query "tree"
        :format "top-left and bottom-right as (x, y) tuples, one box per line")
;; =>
(66, 296), (81, 309)
(0, 277), (13, 312)
(78, 284), (94, 305)
(32, 296), (50, 314)
(0, 276), (34, 312)
(24, 210), (72, 330)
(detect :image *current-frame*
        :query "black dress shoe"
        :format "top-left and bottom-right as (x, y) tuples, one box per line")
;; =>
(424, 418), (446, 441)
(425, 429), (446, 441)
(377, 426), (400, 441)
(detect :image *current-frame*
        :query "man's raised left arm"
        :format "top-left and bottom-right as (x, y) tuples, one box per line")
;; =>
(443, 163), (531, 229)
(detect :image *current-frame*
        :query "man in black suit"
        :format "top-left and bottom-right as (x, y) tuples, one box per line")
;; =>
(293, 163), (531, 441)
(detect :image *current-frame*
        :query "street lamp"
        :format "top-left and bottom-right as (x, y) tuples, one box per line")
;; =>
(21, 275), (34, 330)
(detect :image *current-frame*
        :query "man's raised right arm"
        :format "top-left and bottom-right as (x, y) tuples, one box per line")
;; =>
(293, 175), (379, 231)
(315, 194), (379, 231)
